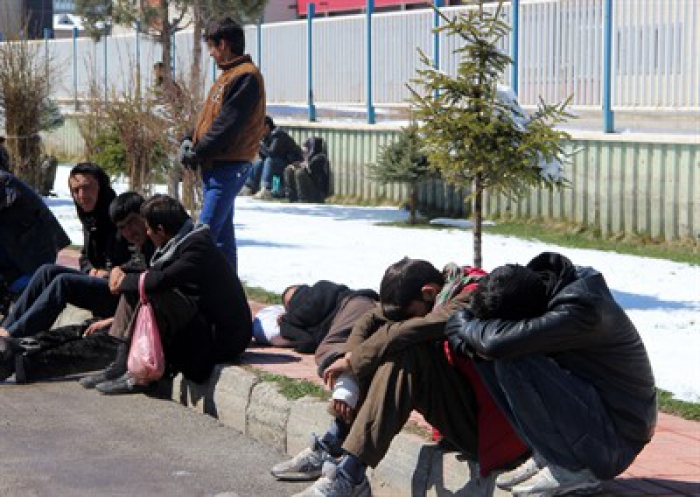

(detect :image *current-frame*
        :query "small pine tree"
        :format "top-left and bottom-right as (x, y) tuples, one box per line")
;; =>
(369, 123), (434, 224)
(409, 1), (572, 267)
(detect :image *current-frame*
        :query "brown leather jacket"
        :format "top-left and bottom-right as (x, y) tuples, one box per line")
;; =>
(193, 55), (266, 167)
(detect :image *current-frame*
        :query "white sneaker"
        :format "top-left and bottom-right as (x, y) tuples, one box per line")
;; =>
(271, 443), (332, 481)
(292, 461), (371, 497)
(253, 188), (272, 200)
(511, 464), (602, 497)
(496, 456), (542, 490)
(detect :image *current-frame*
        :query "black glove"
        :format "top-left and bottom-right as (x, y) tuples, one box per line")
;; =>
(445, 308), (476, 358)
(178, 139), (198, 169)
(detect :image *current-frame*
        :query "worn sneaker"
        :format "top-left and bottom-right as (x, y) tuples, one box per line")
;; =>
(271, 440), (331, 481)
(511, 464), (602, 497)
(496, 456), (542, 490)
(253, 188), (272, 200)
(292, 461), (371, 497)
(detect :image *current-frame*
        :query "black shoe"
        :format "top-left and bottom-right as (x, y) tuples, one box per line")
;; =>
(95, 372), (147, 395)
(79, 342), (128, 389)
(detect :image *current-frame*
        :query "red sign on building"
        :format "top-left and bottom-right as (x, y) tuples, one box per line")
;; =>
(297, 0), (429, 16)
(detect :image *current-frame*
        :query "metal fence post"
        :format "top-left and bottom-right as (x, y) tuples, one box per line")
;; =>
(257, 19), (263, 70)
(135, 21), (141, 96)
(510, 0), (519, 94)
(433, 0), (442, 69)
(603, 0), (614, 133)
(171, 32), (176, 79)
(307, 3), (317, 122)
(104, 30), (108, 101)
(72, 27), (78, 110)
(366, 0), (376, 124)
(43, 28), (50, 94)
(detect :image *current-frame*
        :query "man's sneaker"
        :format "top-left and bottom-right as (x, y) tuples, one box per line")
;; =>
(511, 464), (602, 497)
(95, 372), (147, 395)
(271, 438), (333, 481)
(496, 456), (542, 490)
(292, 461), (371, 497)
(239, 185), (254, 196)
(253, 188), (272, 200)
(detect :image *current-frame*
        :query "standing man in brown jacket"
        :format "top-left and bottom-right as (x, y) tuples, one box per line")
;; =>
(179, 17), (266, 272)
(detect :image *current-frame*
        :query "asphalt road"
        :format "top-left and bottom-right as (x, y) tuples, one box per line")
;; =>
(0, 378), (310, 497)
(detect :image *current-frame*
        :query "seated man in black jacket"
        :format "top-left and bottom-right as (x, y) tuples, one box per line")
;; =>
(0, 165), (141, 339)
(243, 116), (303, 199)
(90, 194), (252, 394)
(0, 169), (70, 312)
(446, 253), (657, 497)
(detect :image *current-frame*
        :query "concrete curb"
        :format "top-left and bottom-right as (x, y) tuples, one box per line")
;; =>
(170, 365), (507, 497)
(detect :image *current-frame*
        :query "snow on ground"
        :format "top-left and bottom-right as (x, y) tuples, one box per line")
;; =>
(48, 166), (700, 402)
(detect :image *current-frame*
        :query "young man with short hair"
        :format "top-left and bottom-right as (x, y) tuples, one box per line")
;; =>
(179, 17), (266, 272)
(0, 166), (141, 339)
(92, 195), (252, 394)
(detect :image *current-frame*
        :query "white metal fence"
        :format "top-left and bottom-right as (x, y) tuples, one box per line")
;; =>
(30, 0), (700, 111)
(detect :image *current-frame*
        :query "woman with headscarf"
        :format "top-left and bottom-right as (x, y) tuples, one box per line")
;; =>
(284, 137), (330, 203)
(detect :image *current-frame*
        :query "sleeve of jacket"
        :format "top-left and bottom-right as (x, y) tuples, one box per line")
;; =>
(278, 281), (345, 337)
(348, 296), (469, 379)
(193, 74), (261, 159)
(446, 288), (603, 360)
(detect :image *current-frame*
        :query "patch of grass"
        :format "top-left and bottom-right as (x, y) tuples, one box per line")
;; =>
(245, 366), (330, 401)
(657, 389), (700, 421)
(242, 283), (282, 305)
(379, 216), (698, 265)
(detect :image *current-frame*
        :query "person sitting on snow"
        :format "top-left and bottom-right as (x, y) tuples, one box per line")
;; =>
(284, 137), (330, 204)
(446, 252), (656, 496)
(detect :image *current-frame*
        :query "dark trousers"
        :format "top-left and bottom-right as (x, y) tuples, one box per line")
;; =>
(2, 264), (118, 338)
(342, 344), (478, 468)
(474, 355), (639, 480)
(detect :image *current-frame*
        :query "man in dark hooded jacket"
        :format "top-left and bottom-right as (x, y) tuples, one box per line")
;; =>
(446, 252), (657, 497)
(284, 137), (330, 203)
(0, 164), (138, 339)
(0, 169), (70, 307)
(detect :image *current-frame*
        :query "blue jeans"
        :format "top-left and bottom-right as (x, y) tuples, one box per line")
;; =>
(474, 355), (639, 480)
(2, 264), (118, 338)
(246, 157), (286, 193)
(200, 162), (251, 272)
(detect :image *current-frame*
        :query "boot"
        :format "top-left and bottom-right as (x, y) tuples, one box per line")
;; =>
(79, 340), (128, 389)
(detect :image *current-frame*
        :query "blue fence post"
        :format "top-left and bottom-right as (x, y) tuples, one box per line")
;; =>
(135, 20), (141, 96)
(510, 0), (519, 94)
(602, 0), (614, 133)
(72, 27), (78, 110)
(307, 3), (317, 122)
(103, 30), (108, 101)
(433, 0), (442, 69)
(171, 32), (176, 79)
(256, 19), (263, 70)
(0, 32), (3, 42)
(366, 0), (375, 124)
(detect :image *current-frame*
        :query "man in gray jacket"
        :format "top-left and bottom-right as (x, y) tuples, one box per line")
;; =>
(446, 252), (657, 497)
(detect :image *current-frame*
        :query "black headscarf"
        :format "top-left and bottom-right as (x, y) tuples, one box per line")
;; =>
(303, 137), (324, 162)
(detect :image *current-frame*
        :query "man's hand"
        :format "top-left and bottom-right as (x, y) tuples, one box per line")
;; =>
(89, 268), (109, 278)
(83, 317), (114, 337)
(0, 327), (9, 337)
(108, 267), (126, 294)
(328, 399), (356, 424)
(323, 354), (351, 389)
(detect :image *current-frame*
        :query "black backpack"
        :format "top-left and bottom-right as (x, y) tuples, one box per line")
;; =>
(0, 322), (119, 384)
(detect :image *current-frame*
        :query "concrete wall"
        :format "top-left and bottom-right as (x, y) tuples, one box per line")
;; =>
(0, 0), (23, 38)
(41, 118), (699, 242)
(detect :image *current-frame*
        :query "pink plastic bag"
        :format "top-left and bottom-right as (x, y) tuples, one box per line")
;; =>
(127, 272), (165, 385)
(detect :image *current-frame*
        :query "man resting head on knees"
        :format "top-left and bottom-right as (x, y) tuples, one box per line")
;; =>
(447, 253), (656, 497)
